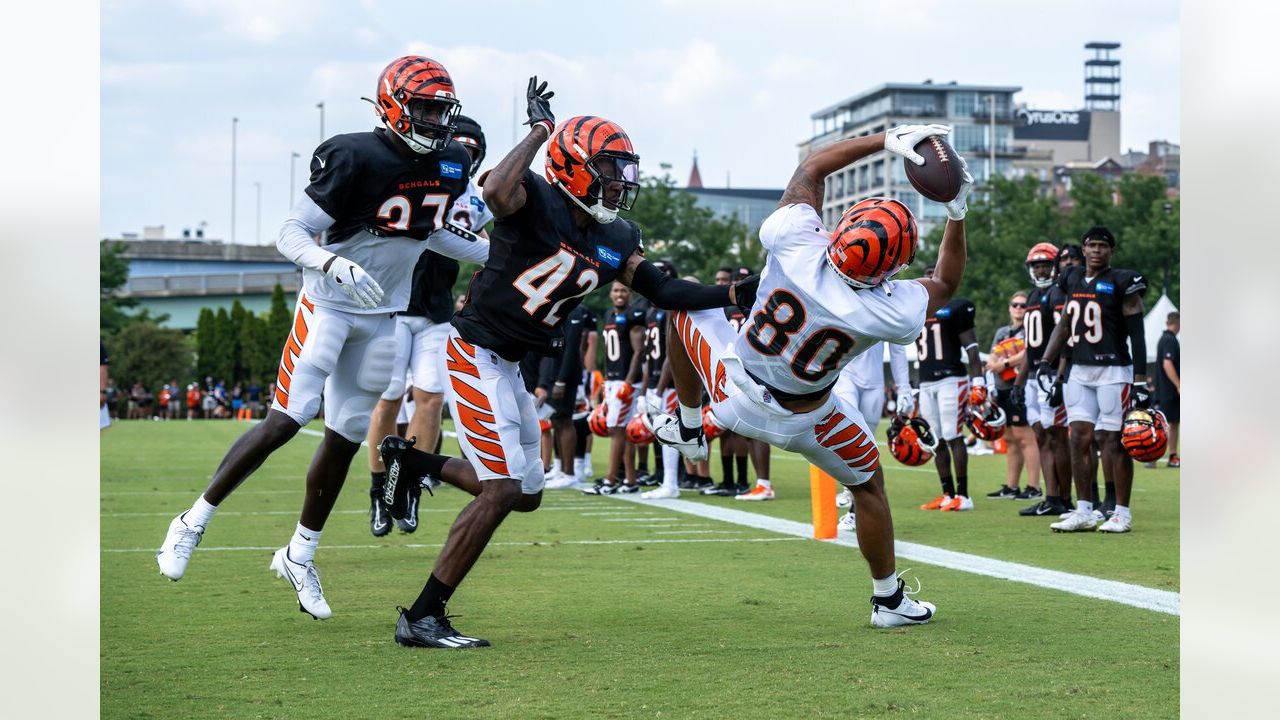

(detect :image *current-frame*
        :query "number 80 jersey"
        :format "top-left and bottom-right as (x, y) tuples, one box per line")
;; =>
(453, 169), (644, 362)
(731, 204), (928, 398)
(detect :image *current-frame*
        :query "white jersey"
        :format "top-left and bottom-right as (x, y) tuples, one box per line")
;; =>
(730, 203), (927, 398)
(448, 180), (495, 232)
(840, 340), (909, 390)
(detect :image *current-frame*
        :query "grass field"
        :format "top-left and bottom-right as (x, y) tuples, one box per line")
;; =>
(102, 420), (1179, 719)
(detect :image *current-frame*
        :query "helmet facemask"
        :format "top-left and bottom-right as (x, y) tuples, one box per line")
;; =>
(388, 93), (460, 154)
(1027, 260), (1056, 289)
(566, 150), (640, 224)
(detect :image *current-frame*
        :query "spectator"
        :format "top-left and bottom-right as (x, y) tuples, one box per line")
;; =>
(211, 380), (230, 419)
(201, 377), (218, 418)
(129, 382), (145, 419)
(247, 379), (263, 419)
(187, 383), (202, 420)
(1152, 311), (1180, 468)
(158, 383), (173, 421)
(101, 340), (112, 431)
(168, 378), (183, 418)
(985, 291), (1042, 500)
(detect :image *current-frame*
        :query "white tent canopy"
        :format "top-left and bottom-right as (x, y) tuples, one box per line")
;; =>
(1144, 293), (1178, 363)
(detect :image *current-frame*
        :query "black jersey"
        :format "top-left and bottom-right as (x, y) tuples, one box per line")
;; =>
(644, 306), (671, 387)
(405, 251), (461, 323)
(916, 297), (976, 382)
(1023, 284), (1067, 364)
(307, 128), (472, 245)
(453, 169), (644, 361)
(1056, 265), (1147, 366)
(603, 304), (648, 381)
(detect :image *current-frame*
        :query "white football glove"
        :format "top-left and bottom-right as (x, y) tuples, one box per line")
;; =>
(324, 256), (384, 309)
(944, 154), (975, 221)
(896, 387), (915, 416)
(884, 124), (952, 166)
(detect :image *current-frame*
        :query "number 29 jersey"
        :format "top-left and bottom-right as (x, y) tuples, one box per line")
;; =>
(1056, 265), (1147, 366)
(731, 203), (928, 398)
(453, 169), (644, 361)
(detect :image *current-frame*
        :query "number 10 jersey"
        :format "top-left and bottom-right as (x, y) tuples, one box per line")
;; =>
(732, 203), (928, 399)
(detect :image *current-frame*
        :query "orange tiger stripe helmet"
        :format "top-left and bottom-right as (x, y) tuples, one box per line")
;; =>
(964, 399), (1007, 441)
(588, 404), (610, 438)
(625, 414), (655, 446)
(826, 197), (918, 288)
(1026, 242), (1059, 288)
(1121, 408), (1169, 462)
(369, 56), (460, 154)
(702, 405), (725, 440)
(545, 115), (641, 224)
(888, 416), (938, 466)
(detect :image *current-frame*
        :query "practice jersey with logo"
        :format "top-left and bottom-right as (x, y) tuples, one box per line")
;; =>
(454, 169), (644, 361)
(916, 297), (976, 382)
(1056, 265), (1147, 366)
(731, 203), (928, 399)
(1022, 284), (1067, 364)
(406, 180), (496, 323)
(603, 303), (648, 380)
(644, 306), (670, 388)
(302, 128), (472, 313)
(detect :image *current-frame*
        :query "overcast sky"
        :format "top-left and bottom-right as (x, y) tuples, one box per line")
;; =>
(101, 0), (1179, 242)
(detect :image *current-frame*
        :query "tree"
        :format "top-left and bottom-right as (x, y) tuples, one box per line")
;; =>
(100, 240), (139, 334)
(267, 284), (292, 347)
(105, 321), (193, 391)
(195, 307), (216, 380)
(623, 173), (754, 287)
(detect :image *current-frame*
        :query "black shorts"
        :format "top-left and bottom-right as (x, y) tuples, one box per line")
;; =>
(1154, 393), (1179, 424)
(996, 388), (1028, 427)
(549, 382), (581, 420)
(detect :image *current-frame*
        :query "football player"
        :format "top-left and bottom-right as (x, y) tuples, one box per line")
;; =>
(834, 340), (912, 527)
(582, 282), (648, 494)
(386, 78), (756, 648)
(915, 267), (985, 512)
(541, 303), (597, 489)
(1013, 243), (1074, 517)
(640, 260), (683, 499)
(1040, 226), (1148, 533)
(365, 114), (493, 537)
(651, 124), (972, 627)
(155, 57), (491, 619)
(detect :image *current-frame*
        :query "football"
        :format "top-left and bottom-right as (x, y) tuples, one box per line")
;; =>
(904, 134), (965, 203)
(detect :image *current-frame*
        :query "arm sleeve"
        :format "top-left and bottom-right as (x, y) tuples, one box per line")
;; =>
(423, 223), (491, 264)
(957, 301), (977, 334)
(1126, 312), (1147, 375)
(277, 194), (338, 272)
(629, 259), (732, 311)
(304, 139), (354, 219)
(537, 356), (558, 390)
(557, 318), (585, 384)
(888, 342), (910, 389)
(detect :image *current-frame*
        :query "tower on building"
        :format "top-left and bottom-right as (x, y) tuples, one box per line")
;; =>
(687, 151), (703, 189)
(1085, 41), (1121, 111)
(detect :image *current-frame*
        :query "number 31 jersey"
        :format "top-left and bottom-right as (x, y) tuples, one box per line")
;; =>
(453, 169), (644, 361)
(731, 203), (928, 398)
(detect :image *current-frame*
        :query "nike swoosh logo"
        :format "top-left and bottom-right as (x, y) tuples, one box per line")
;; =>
(279, 556), (304, 591)
(316, 155), (326, 169)
(876, 607), (933, 622)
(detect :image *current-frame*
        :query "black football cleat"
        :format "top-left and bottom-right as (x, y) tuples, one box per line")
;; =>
(395, 484), (421, 534)
(395, 607), (491, 649)
(370, 488), (392, 537)
(986, 485), (1020, 500)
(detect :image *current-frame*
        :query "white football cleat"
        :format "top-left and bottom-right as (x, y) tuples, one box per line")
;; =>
(940, 495), (974, 512)
(156, 512), (204, 581)
(640, 485), (680, 500)
(1097, 513), (1132, 533)
(650, 413), (708, 463)
(1051, 510), (1098, 533)
(870, 577), (936, 628)
(269, 547), (332, 620)
(835, 488), (853, 508)
(543, 468), (580, 490)
(837, 512), (857, 532)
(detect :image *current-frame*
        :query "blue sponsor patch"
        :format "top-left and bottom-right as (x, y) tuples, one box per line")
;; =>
(1096, 281), (1115, 294)
(597, 245), (622, 268)
(469, 195), (487, 213)
(936, 307), (952, 318)
(439, 161), (464, 179)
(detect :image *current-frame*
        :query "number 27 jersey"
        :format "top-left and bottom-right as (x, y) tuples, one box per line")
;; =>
(731, 203), (928, 398)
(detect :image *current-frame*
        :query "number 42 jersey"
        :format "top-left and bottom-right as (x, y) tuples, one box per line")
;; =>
(731, 203), (928, 398)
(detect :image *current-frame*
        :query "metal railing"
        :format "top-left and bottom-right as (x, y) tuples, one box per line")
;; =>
(120, 270), (301, 297)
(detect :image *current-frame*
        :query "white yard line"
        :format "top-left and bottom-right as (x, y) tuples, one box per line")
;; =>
(102, 536), (805, 553)
(616, 495), (1180, 616)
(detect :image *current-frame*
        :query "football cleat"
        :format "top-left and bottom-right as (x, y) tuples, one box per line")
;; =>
(920, 494), (951, 511)
(1016, 486), (1043, 500)
(734, 484), (774, 501)
(370, 488), (392, 537)
(395, 484), (422, 534)
(581, 480), (619, 496)
(395, 607), (491, 649)
(1050, 510), (1098, 533)
(378, 435), (421, 521)
(269, 547), (332, 620)
(640, 485), (680, 500)
(836, 488), (853, 508)
(702, 481), (736, 496)
(941, 495), (973, 512)
(837, 512), (857, 532)
(156, 512), (204, 581)
(870, 577), (936, 628)
(635, 471), (657, 486)
(1020, 498), (1069, 517)
(616, 484), (640, 495)
(651, 413), (709, 463)
(543, 469), (581, 490)
(986, 485), (1020, 500)
(1167, 454), (1180, 468)
(1097, 513), (1133, 533)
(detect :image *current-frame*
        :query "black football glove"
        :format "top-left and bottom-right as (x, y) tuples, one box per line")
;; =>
(1131, 382), (1152, 409)
(524, 76), (555, 136)
(1009, 384), (1027, 416)
(1047, 377), (1065, 408)
(732, 274), (760, 315)
(1034, 360), (1058, 394)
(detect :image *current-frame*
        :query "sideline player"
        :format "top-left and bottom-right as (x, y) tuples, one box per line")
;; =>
(651, 124), (972, 627)
(1014, 243), (1074, 517)
(366, 114), (493, 536)
(1041, 227), (1148, 533)
(639, 260), (683, 499)
(582, 282), (647, 494)
(834, 340), (912, 528)
(387, 78), (757, 648)
(154, 57), (488, 619)
(915, 268), (984, 512)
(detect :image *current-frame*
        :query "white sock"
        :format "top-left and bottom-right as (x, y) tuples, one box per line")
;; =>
(288, 523), (322, 565)
(1115, 505), (1131, 520)
(679, 403), (702, 430)
(185, 496), (218, 529)
(1077, 500), (1094, 514)
(872, 573), (899, 598)
(756, 478), (771, 489)
(662, 446), (681, 488)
